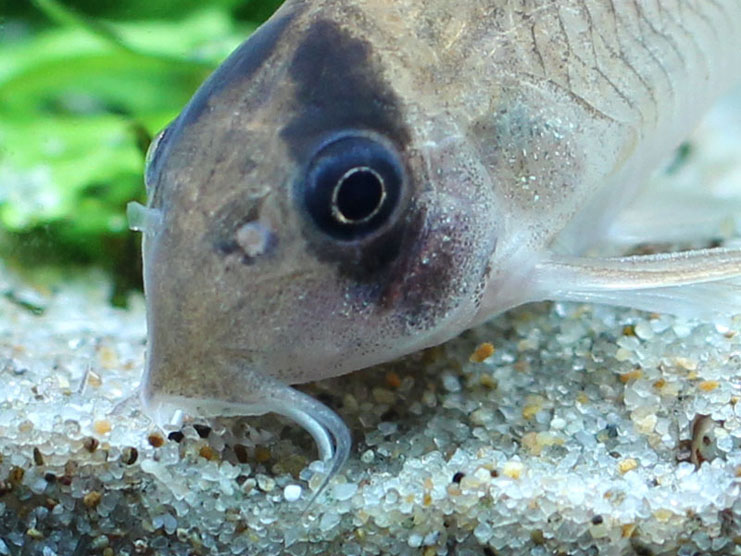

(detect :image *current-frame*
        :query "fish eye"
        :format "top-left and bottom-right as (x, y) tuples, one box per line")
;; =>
(303, 136), (404, 240)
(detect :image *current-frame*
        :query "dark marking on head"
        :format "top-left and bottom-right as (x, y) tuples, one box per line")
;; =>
(339, 196), (479, 332)
(377, 204), (460, 321)
(337, 214), (409, 281)
(282, 19), (410, 162)
(284, 19), (416, 285)
(339, 205), (425, 299)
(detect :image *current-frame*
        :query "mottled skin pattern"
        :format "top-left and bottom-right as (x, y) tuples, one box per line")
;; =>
(138, 0), (741, 473)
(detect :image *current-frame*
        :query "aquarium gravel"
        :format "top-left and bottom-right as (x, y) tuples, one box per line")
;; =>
(2, 96), (741, 556)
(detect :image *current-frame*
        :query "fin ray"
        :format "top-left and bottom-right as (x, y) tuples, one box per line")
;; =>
(532, 247), (741, 319)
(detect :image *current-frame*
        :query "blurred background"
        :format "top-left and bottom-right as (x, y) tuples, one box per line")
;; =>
(0, 0), (282, 305)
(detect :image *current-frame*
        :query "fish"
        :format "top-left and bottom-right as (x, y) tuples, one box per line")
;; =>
(127, 0), (741, 499)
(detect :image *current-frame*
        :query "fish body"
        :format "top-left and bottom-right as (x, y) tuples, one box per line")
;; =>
(129, 0), (741, 491)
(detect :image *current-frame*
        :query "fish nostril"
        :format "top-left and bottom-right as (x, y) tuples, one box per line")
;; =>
(235, 221), (273, 258)
(331, 166), (387, 224)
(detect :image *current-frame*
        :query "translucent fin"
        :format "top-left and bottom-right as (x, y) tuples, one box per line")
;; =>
(127, 201), (163, 235)
(606, 189), (741, 245)
(531, 247), (741, 320)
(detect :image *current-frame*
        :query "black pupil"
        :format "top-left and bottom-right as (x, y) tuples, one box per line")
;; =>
(334, 168), (384, 223)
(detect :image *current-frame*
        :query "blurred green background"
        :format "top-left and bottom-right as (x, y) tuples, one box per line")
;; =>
(0, 0), (282, 304)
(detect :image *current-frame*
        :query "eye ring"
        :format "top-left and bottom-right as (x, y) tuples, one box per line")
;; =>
(331, 166), (387, 224)
(302, 135), (405, 240)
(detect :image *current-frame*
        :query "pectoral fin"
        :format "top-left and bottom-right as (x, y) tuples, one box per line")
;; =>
(531, 247), (741, 320)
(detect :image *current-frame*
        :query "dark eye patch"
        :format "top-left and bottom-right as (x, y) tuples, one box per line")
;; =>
(281, 19), (410, 161)
(281, 20), (417, 285)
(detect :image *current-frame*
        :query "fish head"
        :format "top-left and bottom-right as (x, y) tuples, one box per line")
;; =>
(139, 1), (501, 404)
